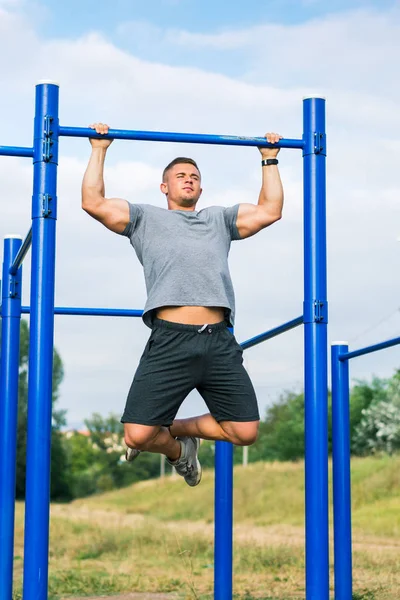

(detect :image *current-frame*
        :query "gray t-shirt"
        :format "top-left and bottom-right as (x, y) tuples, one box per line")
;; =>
(121, 202), (242, 328)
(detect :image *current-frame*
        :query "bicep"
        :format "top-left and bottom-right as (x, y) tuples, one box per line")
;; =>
(236, 203), (280, 239)
(84, 197), (130, 234)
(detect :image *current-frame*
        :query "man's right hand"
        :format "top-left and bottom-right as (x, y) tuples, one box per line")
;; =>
(82, 122), (129, 234)
(89, 122), (114, 149)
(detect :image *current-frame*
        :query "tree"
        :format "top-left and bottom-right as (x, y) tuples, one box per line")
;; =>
(2, 319), (72, 500)
(387, 369), (400, 406)
(66, 412), (162, 494)
(352, 401), (400, 455)
(251, 391), (305, 462)
(249, 371), (400, 463)
(64, 430), (103, 497)
(349, 376), (388, 440)
(352, 370), (400, 456)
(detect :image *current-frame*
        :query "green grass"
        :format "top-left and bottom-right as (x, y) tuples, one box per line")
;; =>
(72, 455), (400, 535)
(73, 461), (306, 525)
(12, 455), (400, 599)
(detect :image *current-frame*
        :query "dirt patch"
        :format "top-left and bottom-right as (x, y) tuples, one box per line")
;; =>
(63, 595), (180, 600)
(51, 504), (400, 553)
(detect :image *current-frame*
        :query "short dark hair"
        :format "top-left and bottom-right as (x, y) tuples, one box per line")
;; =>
(162, 157), (200, 181)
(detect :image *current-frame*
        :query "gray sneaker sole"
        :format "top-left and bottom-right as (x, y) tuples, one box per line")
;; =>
(125, 448), (141, 462)
(187, 437), (202, 487)
(191, 457), (202, 486)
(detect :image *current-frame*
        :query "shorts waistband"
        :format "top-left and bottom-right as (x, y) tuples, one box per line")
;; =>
(153, 318), (227, 333)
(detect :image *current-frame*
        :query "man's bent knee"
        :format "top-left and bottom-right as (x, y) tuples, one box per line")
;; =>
(220, 420), (259, 446)
(124, 423), (161, 450)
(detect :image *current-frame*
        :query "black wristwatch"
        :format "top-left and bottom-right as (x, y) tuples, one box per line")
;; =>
(261, 158), (279, 166)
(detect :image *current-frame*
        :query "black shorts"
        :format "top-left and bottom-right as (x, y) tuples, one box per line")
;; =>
(121, 318), (259, 427)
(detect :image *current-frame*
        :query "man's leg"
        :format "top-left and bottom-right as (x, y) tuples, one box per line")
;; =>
(171, 325), (260, 447)
(124, 423), (202, 487)
(124, 423), (180, 460)
(170, 415), (259, 446)
(121, 321), (202, 481)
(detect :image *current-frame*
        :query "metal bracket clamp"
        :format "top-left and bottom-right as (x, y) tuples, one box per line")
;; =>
(303, 131), (327, 156)
(303, 300), (328, 323)
(32, 193), (57, 219)
(8, 276), (20, 299)
(42, 115), (54, 162)
(44, 115), (53, 137)
(42, 194), (52, 217)
(43, 138), (53, 162)
(314, 132), (326, 155)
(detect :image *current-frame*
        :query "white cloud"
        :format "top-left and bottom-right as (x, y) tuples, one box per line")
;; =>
(0, 0), (21, 6)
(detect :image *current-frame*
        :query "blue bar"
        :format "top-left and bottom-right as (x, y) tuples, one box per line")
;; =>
(59, 125), (304, 150)
(23, 81), (59, 600)
(240, 316), (303, 350)
(303, 97), (329, 600)
(0, 236), (23, 600)
(339, 336), (400, 361)
(214, 441), (233, 600)
(9, 227), (32, 276)
(0, 146), (34, 158)
(20, 306), (143, 317)
(331, 343), (353, 600)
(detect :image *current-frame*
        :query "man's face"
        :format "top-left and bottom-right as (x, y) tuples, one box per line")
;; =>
(160, 163), (202, 207)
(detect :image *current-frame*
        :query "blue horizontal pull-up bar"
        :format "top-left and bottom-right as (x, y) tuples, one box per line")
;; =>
(9, 228), (32, 276)
(0, 145), (34, 158)
(59, 126), (305, 150)
(19, 306), (143, 317)
(339, 335), (400, 361)
(240, 315), (304, 350)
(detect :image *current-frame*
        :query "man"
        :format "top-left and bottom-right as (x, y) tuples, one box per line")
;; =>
(82, 123), (283, 487)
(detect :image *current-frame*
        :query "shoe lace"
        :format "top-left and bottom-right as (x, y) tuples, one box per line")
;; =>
(179, 460), (194, 475)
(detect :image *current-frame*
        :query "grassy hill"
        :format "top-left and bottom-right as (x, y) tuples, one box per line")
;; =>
(72, 454), (400, 536)
(13, 455), (400, 599)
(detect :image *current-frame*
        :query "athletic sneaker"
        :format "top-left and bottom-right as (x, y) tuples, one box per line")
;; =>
(125, 447), (141, 462)
(167, 436), (202, 487)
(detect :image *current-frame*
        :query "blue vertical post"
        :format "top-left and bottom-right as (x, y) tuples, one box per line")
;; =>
(214, 441), (233, 600)
(23, 81), (59, 600)
(0, 236), (23, 600)
(331, 343), (352, 600)
(303, 96), (329, 600)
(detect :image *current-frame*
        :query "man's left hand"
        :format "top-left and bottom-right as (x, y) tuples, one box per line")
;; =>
(258, 132), (283, 158)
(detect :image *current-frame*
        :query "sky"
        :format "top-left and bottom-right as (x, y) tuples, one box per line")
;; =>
(0, 0), (399, 428)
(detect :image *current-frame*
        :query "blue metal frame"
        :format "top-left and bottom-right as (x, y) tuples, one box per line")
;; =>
(0, 84), (330, 600)
(23, 82), (59, 600)
(240, 315), (303, 350)
(331, 343), (352, 600)
(0, 236), (23, 600)
(9, 227), (32, 276)
(214, 441), (233, 599)
(59, 125), (304, 149)
(303, 97), (329, 600)
(19, 306), (143, 318)
(0, 146), (34, 158)
(331, 335), (400, 600)
(339, 336), (400, 361)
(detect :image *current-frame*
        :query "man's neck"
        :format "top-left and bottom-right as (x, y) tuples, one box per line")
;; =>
(167, 199), (197, 212)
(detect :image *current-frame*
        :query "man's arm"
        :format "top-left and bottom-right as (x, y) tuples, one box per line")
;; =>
(81, 122), (130, 234)
(235, 132), (284, 239)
